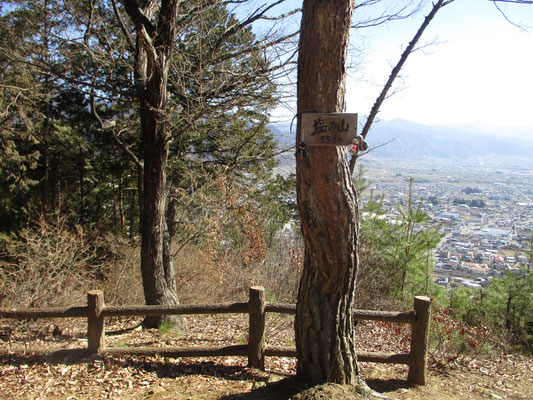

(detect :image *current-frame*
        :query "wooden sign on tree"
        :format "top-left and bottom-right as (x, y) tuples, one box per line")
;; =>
(301, 113), (357, 146)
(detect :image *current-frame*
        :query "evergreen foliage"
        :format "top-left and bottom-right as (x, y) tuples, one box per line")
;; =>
(356, 168), (532, 351)
(452, 266), (533, 351)
(356, 169), (444, 308)
(0, 0), (293, 240)
(0, 0), (296, 317)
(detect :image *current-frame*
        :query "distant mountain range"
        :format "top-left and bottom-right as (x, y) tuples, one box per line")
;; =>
(269, 118), (533, 161)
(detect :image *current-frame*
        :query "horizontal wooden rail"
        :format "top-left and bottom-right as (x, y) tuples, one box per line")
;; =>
(262, 347), (410, 365)
(264, 346), (297, 357)
(0, 304), (414, 324)
(265, 303), (415, 324)
(0, 306), (87, 319)
(353, 309), (415, 324)
(0, 346), (410, 366)
(102, 302), (249, 317)
(105, 345), (249, 358)
(265, 303), (296, 314)
(0, 288), (431, 385)
(0, 347), (91, 358)
(358, 351), (411, 365)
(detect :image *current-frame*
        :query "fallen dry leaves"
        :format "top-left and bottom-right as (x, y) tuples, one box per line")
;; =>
(0, 315), (531, 400)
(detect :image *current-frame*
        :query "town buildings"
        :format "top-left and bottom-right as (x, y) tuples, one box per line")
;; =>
(359, 156), (532, 288)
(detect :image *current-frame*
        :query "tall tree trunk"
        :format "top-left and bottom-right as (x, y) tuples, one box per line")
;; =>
(137, 47), (179, 328)
(137, 162), (144, 237)
(124, 0), (181, 328)
(40, 0), (52, 213)
(139, 98), (178, 327)
(295, 0), (359, 385)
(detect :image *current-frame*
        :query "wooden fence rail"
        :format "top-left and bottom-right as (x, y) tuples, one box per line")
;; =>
(0, 286), (432, 385)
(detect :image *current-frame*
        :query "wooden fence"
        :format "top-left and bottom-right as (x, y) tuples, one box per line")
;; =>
(0, 286), (432, 385)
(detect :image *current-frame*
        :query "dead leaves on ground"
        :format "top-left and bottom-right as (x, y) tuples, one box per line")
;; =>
(0, 315), (531, 400)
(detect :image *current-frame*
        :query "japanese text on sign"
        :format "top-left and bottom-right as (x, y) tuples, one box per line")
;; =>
(302, 113), (357, 146)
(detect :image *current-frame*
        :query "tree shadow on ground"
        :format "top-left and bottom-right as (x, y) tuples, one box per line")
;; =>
(0, 349), (92, 366)
(0, 352), (415, 399)
(365, 377), (415, 393)
(218, 376), (310, 400)
(0, 351), (285, 382)
(218, 376), (416, 400)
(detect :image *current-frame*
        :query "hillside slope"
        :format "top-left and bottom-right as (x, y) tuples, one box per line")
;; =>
(269, 119), (533, 161)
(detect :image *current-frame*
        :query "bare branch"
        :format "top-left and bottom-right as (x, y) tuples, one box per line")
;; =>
(121, 0), (156, 37)
(350, 0), (455, 175)
(84, 0), (95, 47)
(352, 1), (424, 29)
(90, 73), (142, 169)
(212, 0), (287, 51)
(490, 0), (532, 31)
(490, 0), (533, 3)
(354, 137), (397, 160)
(257, 8), (301, 21)
(112, 0), (136, 51)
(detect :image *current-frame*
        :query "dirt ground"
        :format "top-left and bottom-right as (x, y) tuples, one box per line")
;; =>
(0, 315), (531, 400)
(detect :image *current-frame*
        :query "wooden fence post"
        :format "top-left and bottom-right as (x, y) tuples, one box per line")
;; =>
(248, 286), (266, 370)
(88, 290), (105, 354)
(408, 296), (431, 385)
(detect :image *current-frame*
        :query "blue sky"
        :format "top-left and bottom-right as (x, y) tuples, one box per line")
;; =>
(345, 0), (533, 136)
(242, 1), (533, 137)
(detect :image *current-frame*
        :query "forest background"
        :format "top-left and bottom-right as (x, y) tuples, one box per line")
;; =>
(0, 0), (531, 360)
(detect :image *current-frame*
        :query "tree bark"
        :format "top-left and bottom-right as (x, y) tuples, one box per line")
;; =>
(139, 92), (179, 327)
(124, 0), (181, 328)
(118, 168), (125, 231)
(295, 0), (359, 385)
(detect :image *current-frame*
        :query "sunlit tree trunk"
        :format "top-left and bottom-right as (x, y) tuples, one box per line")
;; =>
(295, 0), (360, 385)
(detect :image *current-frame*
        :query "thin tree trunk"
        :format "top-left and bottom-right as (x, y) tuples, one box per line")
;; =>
(162, 184), (179, 312)
(119, 168), (125, 231)
(112, 176), (118, 230)
(78, 145), (86, 223)
(295, 0), (359, 385)
(129, 181), (136, 239)
(41, 138), (49, 211)
(50, 154), (58, 210)
(505, 293), (513, 330)
(137, 162), (144, 237)
(40, 0), (51, 213)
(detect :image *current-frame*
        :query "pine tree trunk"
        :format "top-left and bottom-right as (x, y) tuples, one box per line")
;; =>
(295, 0), (359, 385)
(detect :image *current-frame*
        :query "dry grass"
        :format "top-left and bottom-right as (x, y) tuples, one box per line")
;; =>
(2, 223), (532, 399)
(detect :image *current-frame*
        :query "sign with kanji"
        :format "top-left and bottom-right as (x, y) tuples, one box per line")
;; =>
(302, 113), (357, 146)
